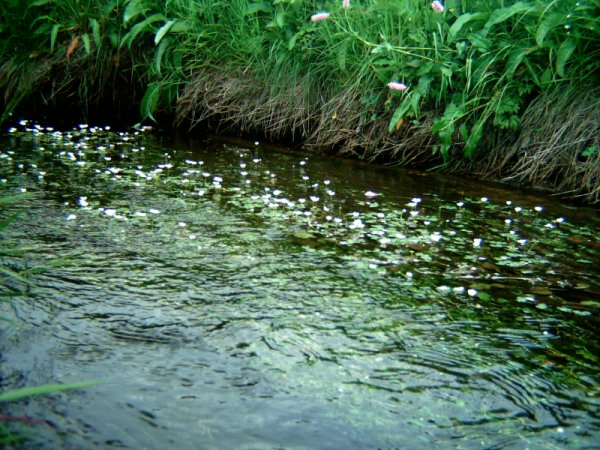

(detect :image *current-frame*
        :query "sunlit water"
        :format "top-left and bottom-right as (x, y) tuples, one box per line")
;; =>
(1, 124), (599, 449)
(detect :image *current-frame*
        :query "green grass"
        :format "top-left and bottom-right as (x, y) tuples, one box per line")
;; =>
(0, 0), (598, 202)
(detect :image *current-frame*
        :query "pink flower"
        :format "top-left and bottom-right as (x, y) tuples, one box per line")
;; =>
(431, 1), (445, 12)
(342, 0), (350, 9)
(311, 12), (331, 22)
(388, 82), (408, 91)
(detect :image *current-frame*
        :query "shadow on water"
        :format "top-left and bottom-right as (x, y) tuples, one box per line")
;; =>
(0, 123), (598, 449)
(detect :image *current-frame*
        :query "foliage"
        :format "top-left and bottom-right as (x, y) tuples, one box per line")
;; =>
(0, 0), (598, 200)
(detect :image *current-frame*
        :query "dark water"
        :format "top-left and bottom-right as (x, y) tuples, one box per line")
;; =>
(0, 123), (599, 449)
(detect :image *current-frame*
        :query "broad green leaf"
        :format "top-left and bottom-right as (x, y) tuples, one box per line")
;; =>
(245, 2), (271, 15)
(505, 46), (534, 79)
(123, 0), (148, 24)
(556, 38), (576, 77)
(89, 18), (101, 48)
(275, 11), (285, 28)
(535, 12), (566, 47)
(467, 33), (492, 52)
(103, 0), (121, 16)
(449, 12), (490, 39)
(416, 74), (433, 96)
(410, 92), (422, 116)
(482, 2), (531, 37)
(140, 82), (161, 122)
(171, 20), (190, 34)
(154, 37), (170, 75)
(388, 99), (411, 133)
(120, 13), (166, 48)
(154, 20), (175, 45)
(0, 381), (100, 402)
(464, 119), (484, 157)
(288, 33), (298, 51)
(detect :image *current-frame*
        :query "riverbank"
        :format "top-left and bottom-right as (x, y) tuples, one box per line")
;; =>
(1, 0), (598, 203)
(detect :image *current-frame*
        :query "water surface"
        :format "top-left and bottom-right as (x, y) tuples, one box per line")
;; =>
(1, 124), (599, 449)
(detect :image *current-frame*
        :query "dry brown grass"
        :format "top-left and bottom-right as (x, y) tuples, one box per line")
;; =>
(478, 87), (599, 204)
(177, 68), (439, 167)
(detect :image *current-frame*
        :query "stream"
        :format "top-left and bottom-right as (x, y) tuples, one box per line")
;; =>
(0, 123), (599, 449)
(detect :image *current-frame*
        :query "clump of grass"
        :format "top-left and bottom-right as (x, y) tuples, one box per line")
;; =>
(481, 86), (600, 203)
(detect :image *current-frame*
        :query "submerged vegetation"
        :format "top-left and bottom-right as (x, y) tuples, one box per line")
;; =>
(0, 123), (598, 447)
(0, 0), (599, 202)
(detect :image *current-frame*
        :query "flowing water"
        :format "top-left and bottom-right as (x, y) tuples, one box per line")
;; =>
(0, 123), (599, 449)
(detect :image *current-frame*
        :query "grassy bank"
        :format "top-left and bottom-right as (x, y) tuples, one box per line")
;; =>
(1, 0), (598, 203)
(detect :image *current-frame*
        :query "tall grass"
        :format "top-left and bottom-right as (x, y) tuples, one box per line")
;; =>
(0, 0), (598, 201)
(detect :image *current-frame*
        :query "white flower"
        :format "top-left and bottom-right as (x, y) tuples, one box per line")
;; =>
(473, 238), (482, 247)
(467, 289), (478, 297)
(349, 219), (365, 229)
(66, 214), (77, 221)
(430, 233), (442, 242)
(364, 191), (378, 198)
(78, 196), (89, 207)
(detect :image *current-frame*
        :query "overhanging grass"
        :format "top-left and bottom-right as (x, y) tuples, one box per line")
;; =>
(0, 0), (598, 202)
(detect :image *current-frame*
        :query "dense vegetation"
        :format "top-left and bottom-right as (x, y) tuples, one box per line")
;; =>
(0, 0), (598, 202)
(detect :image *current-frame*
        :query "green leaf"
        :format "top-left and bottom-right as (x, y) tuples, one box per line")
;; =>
(556, 38), (576, 77)
(120, 13), (166, 48)
(482, 2), (532, 37)
(154, 20), (175, 45)
(154, 37), (170, 75)
(245, 2), (271, 16)
(29, 0), (53, 7)
(449, 12), (490, 40)
(467, 32), (492, 52)
(140, 82), (160, 122)
(288, 33), (298, 51)
(0, 381), (100, 403)
(89, 18), (101, 48)
(464, 119), (484, 157)
(337, 41), (348, 71)
(536, 12), (566, 47)
(416, 74), (433, 96)
(505, 46), (534, 79)
(81, 33), (91, 54)
(50, 23), (60, 52)
(123, 0), (148, 24)
(581, 145), (597, 158)
(388, 99), (412, 133)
